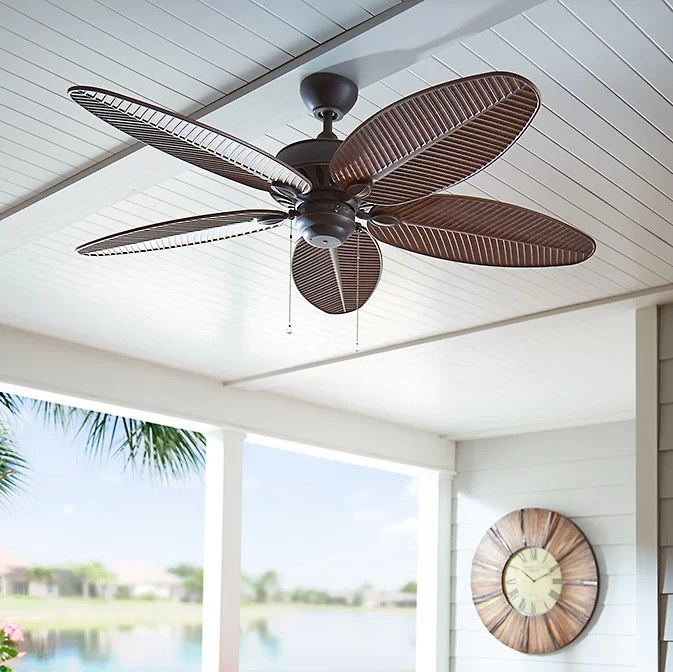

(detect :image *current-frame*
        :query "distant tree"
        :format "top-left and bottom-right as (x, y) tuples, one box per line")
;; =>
(26, 566), (55, 594)
(26, 566), (54, 583)
(401, 581), (417, 594)
(72, 562), (114, 599)
(169, 564), (203, 602)
(289, 586), (331, 605)
(252, 570), (279, 603)
(168, 563), (196, 579)
(184, 568), (204, 601)
(290, 586), (306, 603)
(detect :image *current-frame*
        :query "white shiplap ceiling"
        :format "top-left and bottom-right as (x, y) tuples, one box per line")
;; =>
(1, 0), (670, 437)
(0, 0), (403, 209)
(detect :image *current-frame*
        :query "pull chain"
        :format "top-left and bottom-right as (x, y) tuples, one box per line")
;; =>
(355, 227), (360, 352)
(287, 218), (293, 335)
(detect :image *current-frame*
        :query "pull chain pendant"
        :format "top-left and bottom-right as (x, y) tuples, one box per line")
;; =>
(355, 228), (360, 353)
(287, 218), (293, 335)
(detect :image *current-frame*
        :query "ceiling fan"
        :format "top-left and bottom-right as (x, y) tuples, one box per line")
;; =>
(69, 71), (595, 315)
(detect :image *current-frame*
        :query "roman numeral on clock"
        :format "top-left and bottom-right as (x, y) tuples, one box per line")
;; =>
(549, 589), (560, 601)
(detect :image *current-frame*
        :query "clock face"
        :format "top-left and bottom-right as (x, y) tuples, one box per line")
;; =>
(471, 508), (599, 654)
(502, 546), (562, 616)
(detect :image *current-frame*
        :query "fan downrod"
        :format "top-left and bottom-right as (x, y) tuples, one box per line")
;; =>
(300, 72), (358, 122)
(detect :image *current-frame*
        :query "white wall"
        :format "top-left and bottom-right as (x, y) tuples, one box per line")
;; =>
(452, 421), (636, 671)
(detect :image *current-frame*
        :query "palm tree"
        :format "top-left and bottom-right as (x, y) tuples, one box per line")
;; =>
(0, 392), (205, 505)
(168, 563), (204, 602)
(72, 562), (115, 599)
(0, 426), (27, 508)
(252, 570), (279, 603)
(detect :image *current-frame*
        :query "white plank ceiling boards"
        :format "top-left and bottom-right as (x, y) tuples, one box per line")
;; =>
(0, 0), (670, 437)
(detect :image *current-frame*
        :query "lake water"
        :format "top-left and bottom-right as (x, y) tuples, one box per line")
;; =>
(15, 610), (415, 672)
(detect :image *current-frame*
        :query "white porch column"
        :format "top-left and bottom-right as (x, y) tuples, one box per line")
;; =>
(201, 429), (247, 672)
(635, 306), (659, 672)
(415, 440), (456, 672)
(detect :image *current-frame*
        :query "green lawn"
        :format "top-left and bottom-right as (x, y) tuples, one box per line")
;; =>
(0, 597), (414, 630)
(0, 596), (203, 629)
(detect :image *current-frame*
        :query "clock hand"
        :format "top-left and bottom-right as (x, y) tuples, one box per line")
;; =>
(513, 567), (536, 582)
(531, 567), (556, 583)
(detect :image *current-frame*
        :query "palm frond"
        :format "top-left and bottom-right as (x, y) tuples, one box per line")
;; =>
(70, 410), (205, 481)
(3, 396), (205, 485)
(32, 399), (70, 427)
(0, 428), (27, 507)
(0, 393), (22, 416)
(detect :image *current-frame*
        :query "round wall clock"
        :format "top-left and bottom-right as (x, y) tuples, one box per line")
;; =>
(470, 508), (599, 654)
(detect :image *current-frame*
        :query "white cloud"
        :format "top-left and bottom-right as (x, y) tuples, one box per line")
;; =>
(63, 504), (75, 517)
(384, 516), (418, 535)
(353, 506), (387, 523)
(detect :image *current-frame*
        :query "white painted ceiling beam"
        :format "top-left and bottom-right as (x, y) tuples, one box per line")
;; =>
(227, 282), (673, 389)
(0, 324), (451, 471)
(0, 0), (545, 255)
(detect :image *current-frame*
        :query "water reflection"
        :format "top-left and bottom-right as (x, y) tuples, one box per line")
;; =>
(240, 609), (415, 671)
(243, 619), (281, 658)
(17, 611), (414, 672)
(18, 624), (202, 672)
(24, 628), (113, 660)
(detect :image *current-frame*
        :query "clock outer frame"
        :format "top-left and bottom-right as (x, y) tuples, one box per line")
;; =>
(470, 508), (599, 654)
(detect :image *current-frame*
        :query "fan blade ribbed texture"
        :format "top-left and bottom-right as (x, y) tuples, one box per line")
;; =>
(77, 210), (287, 256)
(69, 86), (312, 196)
(367, 195), (595, 267)
(330, 72), (539, 206)
(292, 232), (382, 314)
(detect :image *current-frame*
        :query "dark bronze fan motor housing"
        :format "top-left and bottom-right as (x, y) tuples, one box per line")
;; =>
(69, 69), (596, 316)
(275, 115), (358, 249)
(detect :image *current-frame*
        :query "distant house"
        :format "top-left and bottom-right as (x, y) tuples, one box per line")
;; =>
(0, 551), (28, 596)
(325, 590), (356, 606)
(379, 591), (416, 608)
(361, 587), (416, 608)
(112, 562), (183, 600)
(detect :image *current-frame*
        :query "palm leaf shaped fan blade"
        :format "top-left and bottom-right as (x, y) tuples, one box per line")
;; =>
(68, 86), (312, 198)
(330, 71), (540, 207)
(366, 195), (595, 267)
(77, 210), (288, 256)
(292, 231), (382, 314)
(69, 70), (596, 317)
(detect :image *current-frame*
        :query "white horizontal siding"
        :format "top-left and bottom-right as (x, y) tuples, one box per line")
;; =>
(660, 305), (673, 668)
(452, 420), (636, 670)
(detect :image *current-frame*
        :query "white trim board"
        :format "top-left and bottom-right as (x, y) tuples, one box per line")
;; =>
(0, 323), (450, 471)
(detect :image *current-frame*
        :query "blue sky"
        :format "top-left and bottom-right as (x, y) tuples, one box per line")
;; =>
(1, 404), (417, 592)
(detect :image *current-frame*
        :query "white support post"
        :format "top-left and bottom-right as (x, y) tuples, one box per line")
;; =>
(201, 429), (247, 672)
(635, 306), (659, 672)
(416, 440), (455, 672)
